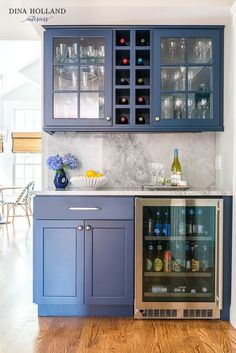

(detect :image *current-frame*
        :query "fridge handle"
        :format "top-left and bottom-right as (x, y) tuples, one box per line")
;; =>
(217, 201), (223, 310)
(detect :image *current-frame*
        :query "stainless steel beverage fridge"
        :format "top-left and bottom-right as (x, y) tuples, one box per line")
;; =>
(135, 198), (223, 319)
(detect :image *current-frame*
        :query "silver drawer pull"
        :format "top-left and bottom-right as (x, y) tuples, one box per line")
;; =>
(68, 207), (101, 211)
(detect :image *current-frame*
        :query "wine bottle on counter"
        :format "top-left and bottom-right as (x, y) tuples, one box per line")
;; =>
(170, 148), (182, 186)
(120, 58), (129, 65)
(120, 78), (129, 85)
(118, 96), (129, 105)
(136, 115), (146, 124)
(119, 37), (127, 46)
(136, 96), (146, 105)
(137, 57), (144, 65)
(136, 77), (145, 85)
(118, 115), (129, 124)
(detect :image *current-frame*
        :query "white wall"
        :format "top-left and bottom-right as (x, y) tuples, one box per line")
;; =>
(229, 1), (236, 328)
(215, 20), (234, 191)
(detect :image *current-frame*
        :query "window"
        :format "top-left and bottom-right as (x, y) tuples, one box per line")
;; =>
(13, 108), (41, 189)
(14, 108), (41, 131)
(14, 154), (41, 190)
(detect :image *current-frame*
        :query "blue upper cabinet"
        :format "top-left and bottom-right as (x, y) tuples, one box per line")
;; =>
(152, 28), (224, 131)
(43, 28), (112, 133)
(43, 26), (224, 133)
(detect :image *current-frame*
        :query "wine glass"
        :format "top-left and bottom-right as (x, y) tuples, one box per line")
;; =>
(169, 39), (176, 62)
(174, 98), (185, 119)
(197, 98), (209, 119)
(161, 97), (172, 119)
(173, 70), (181, 90)
(161, 69), (168, 90)
(188, 71), (194, 90)
(148, 162), (165, 186)
(187, 98), (195, 119)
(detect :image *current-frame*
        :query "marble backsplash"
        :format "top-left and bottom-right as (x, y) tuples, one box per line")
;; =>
(44, 132), (216, 189)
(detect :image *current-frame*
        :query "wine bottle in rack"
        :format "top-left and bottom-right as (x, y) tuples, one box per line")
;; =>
(137, 57), (144, 65)
(136, 115), (146, 124)
(136, 77), (145, 85)
(119, 37), (127, 46)
(118, 115), (129, 124)
(120, 58), (129, 65)
(118, 96), (129, 105)
(136, 96), (146, 105)
(120, 78), (129, 85)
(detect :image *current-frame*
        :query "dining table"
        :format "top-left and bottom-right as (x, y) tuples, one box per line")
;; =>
(0, 186), (23, 224)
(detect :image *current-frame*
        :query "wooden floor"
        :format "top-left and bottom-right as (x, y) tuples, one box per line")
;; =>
(1, 220), (236, 353)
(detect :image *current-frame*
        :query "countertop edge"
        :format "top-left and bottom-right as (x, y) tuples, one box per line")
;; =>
(31, 189), (232, 196)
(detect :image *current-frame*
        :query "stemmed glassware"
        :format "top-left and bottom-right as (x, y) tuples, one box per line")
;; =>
(148, 162), (165, 186)
(196, 98), (209, 119)
(173, 70), (181, 90)
(169, 39), (176, 62)
(188, 71), (194, 90)
(174, 98), (185, 119)
(161, 97), (172, 119)
(161, 70), (168, 90)
(188, 98), (195, 119)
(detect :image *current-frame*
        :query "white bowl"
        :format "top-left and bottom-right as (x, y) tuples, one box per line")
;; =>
(70, 176), (108, 189)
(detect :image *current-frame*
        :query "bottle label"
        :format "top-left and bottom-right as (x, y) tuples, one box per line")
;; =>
(186, 259), (191, 270)
(191, 258), (200, 272)
(202, 259), (209, 271)
(154, 223), (162, 236)
(146, 258), (152, 271)
(196, 224), (204, 234)
(163, 258), (172, 272)
(171, 173), (181, 186)
(163, 223), (170, 236)
(153, 258), (163, 272)
(173, 259), (183, 272)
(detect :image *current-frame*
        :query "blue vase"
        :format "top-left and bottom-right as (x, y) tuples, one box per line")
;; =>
(54, 169), (69, 189)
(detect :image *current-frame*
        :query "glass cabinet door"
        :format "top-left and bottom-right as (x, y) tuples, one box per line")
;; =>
(45, 29), (112, 127)
(135, 198), (223, 318)
(153, 29), (221, 130)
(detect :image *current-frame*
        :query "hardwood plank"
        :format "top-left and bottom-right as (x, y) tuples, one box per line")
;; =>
(1, 220), (236, 353)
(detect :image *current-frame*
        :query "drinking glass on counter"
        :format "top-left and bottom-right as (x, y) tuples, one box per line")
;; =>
(148, 162), (165, 185)
(174, 98), (185, 119)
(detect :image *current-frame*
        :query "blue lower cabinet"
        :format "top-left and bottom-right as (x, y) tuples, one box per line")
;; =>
(33, 218), (134, 316)
(85, 220), (134, 305)
(33, 220), (84, 305)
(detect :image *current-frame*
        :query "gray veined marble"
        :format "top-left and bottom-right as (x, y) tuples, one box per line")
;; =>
(45, 132), (216, 189)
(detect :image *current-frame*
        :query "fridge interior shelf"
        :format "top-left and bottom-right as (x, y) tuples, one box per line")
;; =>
(144, 292), (212, 298)
(144, 272), (212, 277)
(144, 236), (213, 241)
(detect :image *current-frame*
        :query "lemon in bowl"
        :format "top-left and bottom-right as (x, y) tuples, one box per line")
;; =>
(70, 170), (107, 189)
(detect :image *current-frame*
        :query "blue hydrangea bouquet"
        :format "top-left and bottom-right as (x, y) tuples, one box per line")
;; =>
(46, 153), (79, 189)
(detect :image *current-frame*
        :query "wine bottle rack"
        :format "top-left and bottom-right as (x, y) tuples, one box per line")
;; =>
(114, 29), (151, 127)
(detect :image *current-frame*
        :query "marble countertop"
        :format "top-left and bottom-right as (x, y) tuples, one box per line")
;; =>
(32, 188), (232, 196)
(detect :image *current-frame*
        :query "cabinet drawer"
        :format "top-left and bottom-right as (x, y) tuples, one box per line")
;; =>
(33, 196), (134, 220)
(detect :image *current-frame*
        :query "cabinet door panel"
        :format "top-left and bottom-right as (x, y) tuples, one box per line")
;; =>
(44, 28), (112, 129)
(33, 220), (84, 305)
(153, 28), (222, 131)
(85, 220), (133, 305)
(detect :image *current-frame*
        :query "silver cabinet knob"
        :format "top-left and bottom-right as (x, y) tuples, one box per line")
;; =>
(86, 225), (92, 231)
(78, 225), (83, 231)
(155, 116), (160, 122)
(106, 116), (111, 121)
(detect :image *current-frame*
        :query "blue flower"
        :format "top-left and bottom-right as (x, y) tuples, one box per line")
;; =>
(46, 153), (79, 172)
(62, 153), (79, 169)
(46, 155), (63, 171)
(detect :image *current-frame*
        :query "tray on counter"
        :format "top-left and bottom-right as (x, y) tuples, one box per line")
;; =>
(142, 184), (192, 191)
